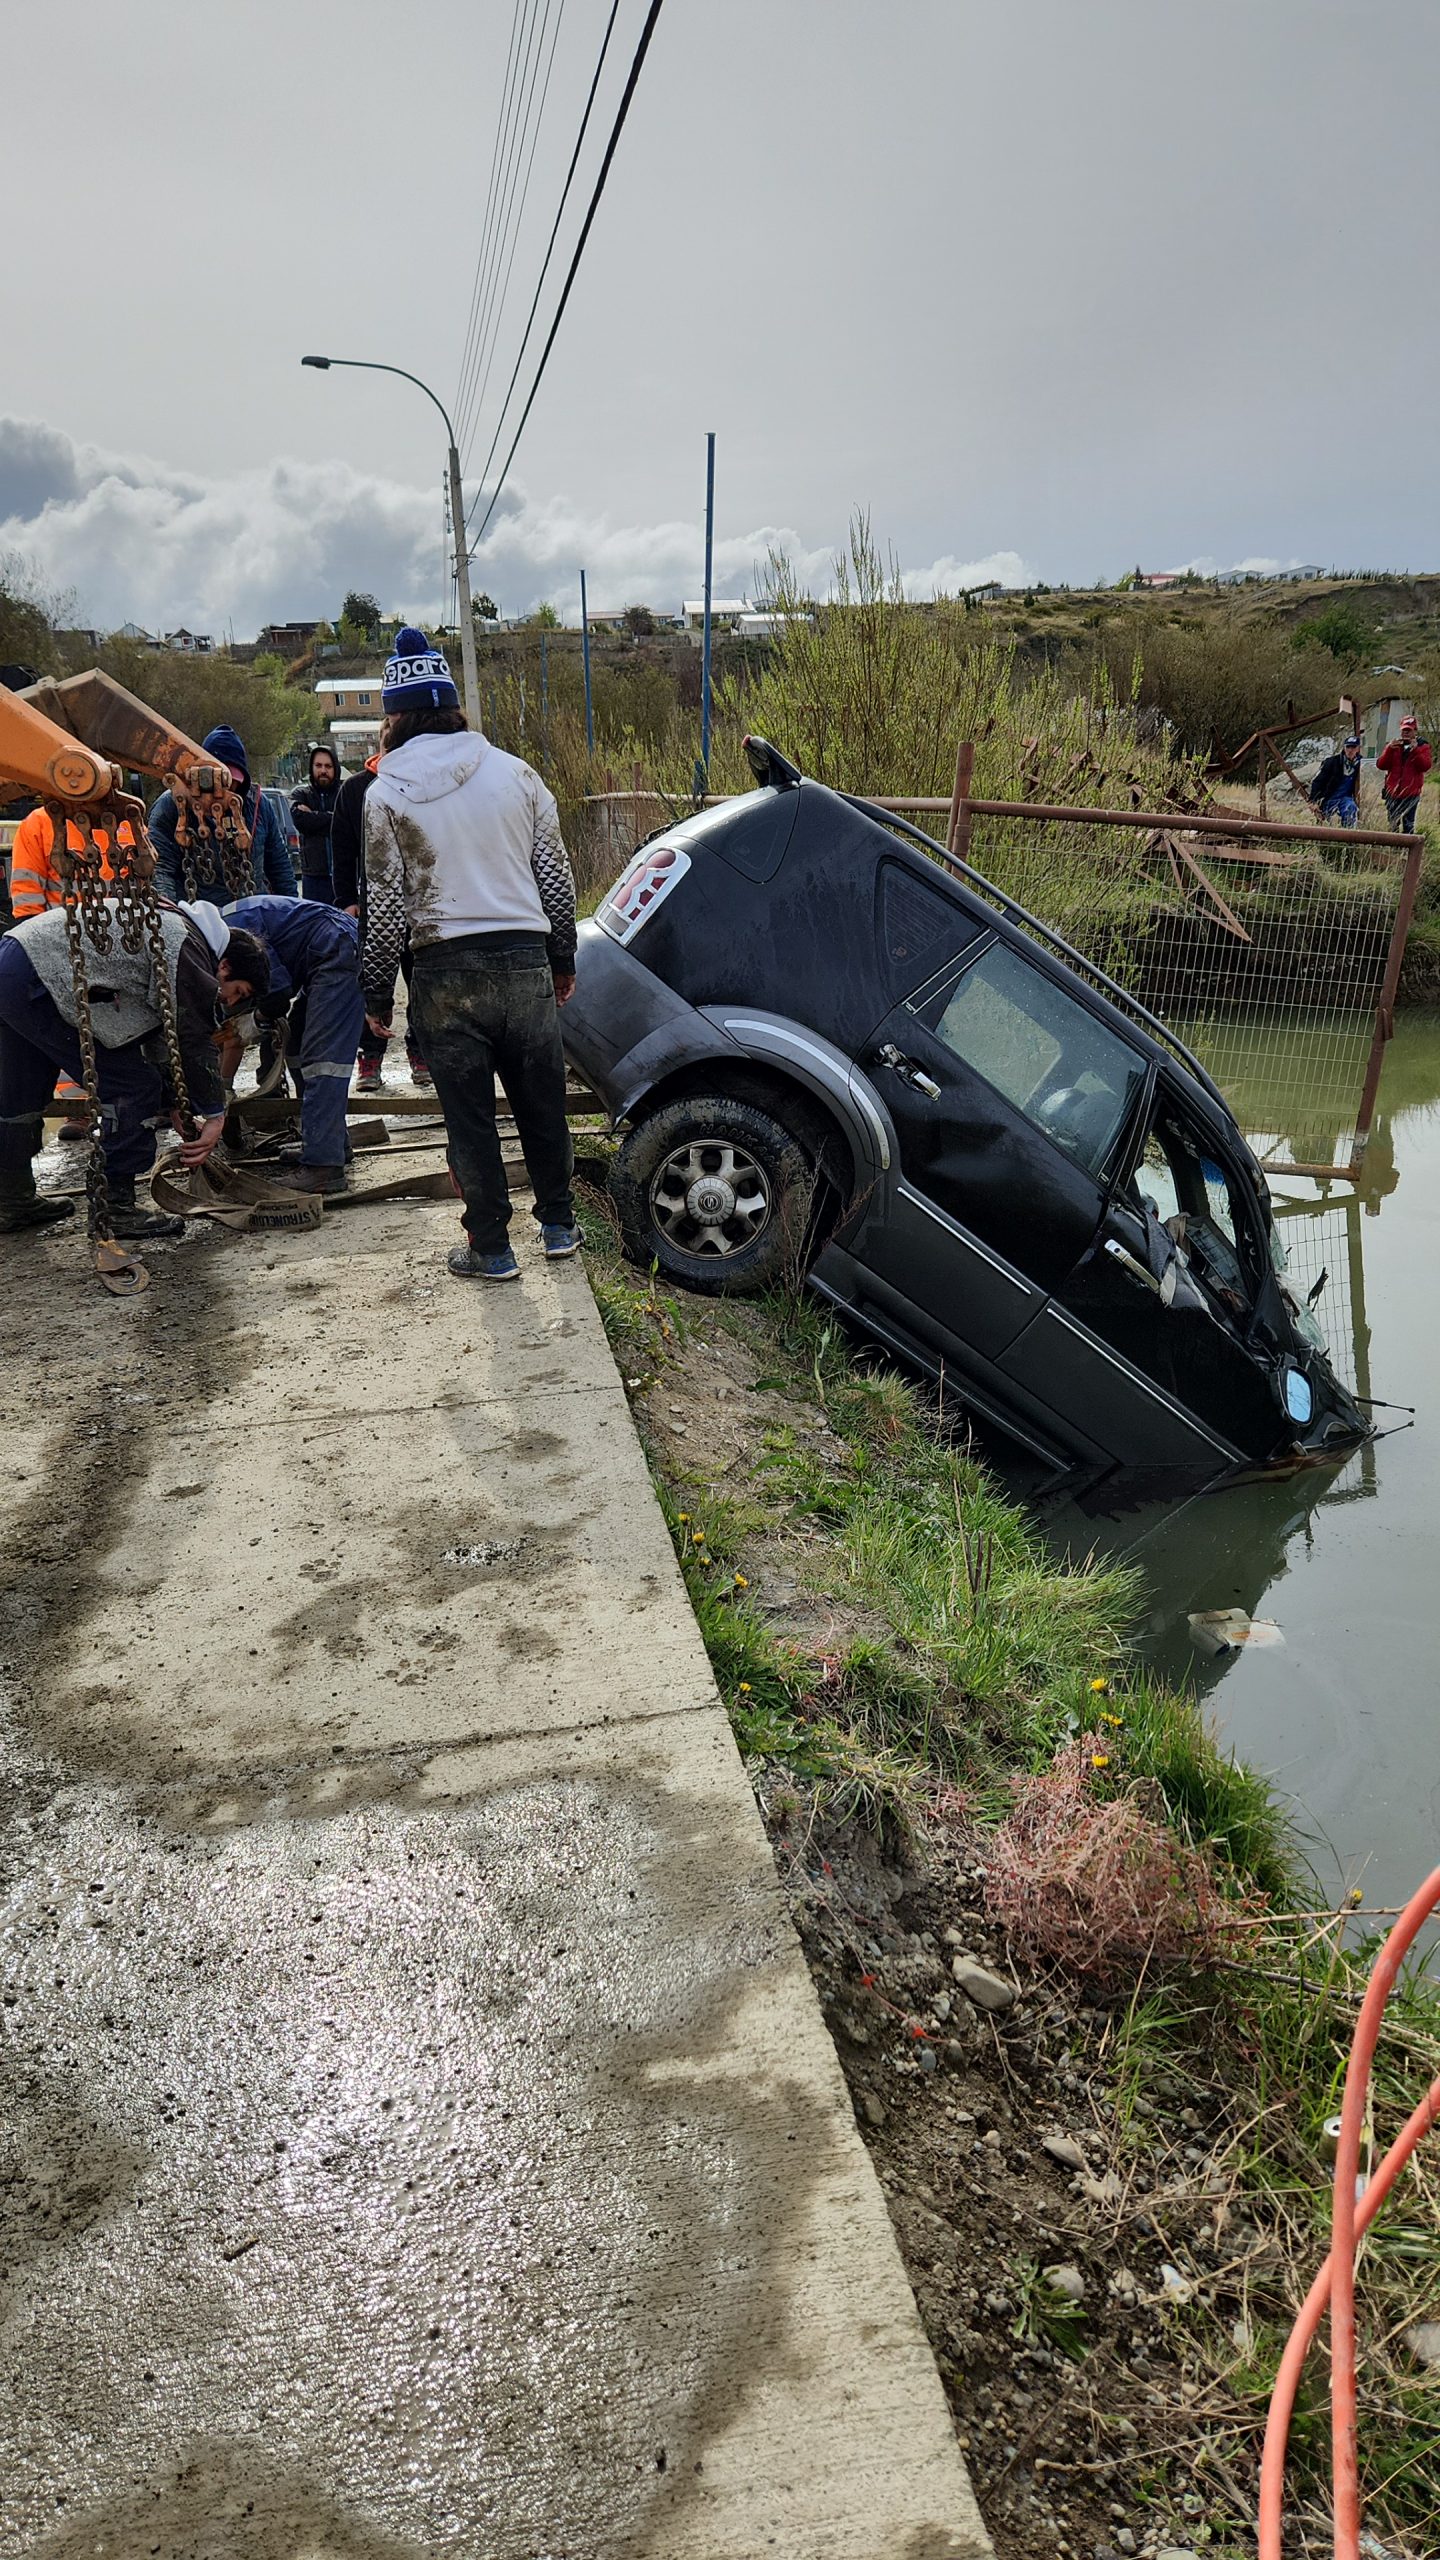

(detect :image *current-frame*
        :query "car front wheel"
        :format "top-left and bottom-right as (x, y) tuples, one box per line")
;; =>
(609, 1094), (816, 1296)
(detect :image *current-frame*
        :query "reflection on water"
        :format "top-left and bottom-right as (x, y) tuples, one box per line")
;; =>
(1043, 1011), (1440, 1907)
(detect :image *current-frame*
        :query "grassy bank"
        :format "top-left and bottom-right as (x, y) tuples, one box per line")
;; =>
(581, 1196), (1440, 2558)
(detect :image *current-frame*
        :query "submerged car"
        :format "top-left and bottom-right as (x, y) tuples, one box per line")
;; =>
(562, 737), (1370, 1486)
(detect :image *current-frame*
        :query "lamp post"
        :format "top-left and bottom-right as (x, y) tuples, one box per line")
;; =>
(301, 355), (481, 729)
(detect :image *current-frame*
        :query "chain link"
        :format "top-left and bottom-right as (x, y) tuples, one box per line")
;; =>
(50, 807), (119, 1240)
(47, 786), (203, 1238)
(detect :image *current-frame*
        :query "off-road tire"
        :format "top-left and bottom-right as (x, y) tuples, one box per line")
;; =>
(610, 1094), (816, 1297)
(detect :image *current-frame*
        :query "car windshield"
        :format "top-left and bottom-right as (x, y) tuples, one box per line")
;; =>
(920, 940), (1147, 1180)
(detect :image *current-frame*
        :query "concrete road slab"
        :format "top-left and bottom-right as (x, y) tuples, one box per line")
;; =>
(0, 1194), (990, 2559)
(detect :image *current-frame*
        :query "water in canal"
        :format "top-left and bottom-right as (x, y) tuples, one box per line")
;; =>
(1045, 1009), (1440, 1911)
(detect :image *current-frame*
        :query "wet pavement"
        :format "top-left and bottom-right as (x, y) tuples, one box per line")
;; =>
(0, 1187), (988, 2559)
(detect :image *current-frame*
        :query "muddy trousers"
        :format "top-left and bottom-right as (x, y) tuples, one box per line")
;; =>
(0, 940), (163, 1192)
(408, 935), (574, 1253)
(286, 957), (365, 1167)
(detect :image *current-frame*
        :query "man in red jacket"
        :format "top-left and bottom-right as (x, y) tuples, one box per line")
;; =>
(1377, 715), (1433, 833)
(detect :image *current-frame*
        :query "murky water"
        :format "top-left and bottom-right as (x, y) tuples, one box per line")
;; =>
(1045, 1010), (1440, 1910)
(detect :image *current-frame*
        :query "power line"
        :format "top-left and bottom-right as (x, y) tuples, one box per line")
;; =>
(452, 0), (535, 446)
(459, 0), (568, 471)
(467, 0), (667, 551)
(455, 0), (554, 457)
(464, 0), (622, 504)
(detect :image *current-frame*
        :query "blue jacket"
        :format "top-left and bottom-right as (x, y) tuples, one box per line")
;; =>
(223, 895), (360, 998)
(149, 783), (297, 905)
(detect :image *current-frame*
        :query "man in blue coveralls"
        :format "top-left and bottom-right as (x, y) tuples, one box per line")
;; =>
(222, 895), (364, 1195)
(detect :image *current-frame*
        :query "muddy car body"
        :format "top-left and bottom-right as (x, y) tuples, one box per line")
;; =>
(563, 739), (1369, 1485)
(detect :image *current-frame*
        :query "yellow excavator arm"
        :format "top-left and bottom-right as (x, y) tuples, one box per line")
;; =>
(0, 683), (121, 809)
(19, 668), (224, 792)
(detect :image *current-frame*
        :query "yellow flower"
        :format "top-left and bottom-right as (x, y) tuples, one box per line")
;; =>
(1091, 1753), (1111, 1769)
(738, 1681), (752, 1693)
(1089, 1676), (1110, 1694)
(677, 1513), (689, 1523)
(734, 1573), (749, 1588)
(1102, 1711), (1124, 1727)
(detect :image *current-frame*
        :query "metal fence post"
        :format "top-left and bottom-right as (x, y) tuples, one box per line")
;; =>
(1350, 835), (1423, 1168)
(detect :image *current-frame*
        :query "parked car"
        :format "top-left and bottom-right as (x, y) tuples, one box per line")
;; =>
(561, 737), (1370, 1485)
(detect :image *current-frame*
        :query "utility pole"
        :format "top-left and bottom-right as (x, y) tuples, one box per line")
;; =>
(580, 570), (595, 756)
(301, 355), (482, 731)
(446, 442), (482, 731)
(698, 429), (715, 797)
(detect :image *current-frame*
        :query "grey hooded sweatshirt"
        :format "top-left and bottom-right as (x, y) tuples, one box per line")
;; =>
(361, 729), (577, 1017)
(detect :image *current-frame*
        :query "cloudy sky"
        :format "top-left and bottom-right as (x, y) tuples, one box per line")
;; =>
(3, 0), (1435, 637)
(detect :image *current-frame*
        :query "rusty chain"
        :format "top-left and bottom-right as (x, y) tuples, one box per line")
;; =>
(50, 807), (123, 1240)
(48, 789), (205, 1245)
(171, 766), (253, 902)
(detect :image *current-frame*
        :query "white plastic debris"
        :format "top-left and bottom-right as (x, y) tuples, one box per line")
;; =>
(1187, 1608), (1285, 1657)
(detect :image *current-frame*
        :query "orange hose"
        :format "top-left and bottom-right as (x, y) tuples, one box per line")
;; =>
(1257, 1862), (1440, 2560)
(1329, 1864), (1440, 2559)
(1258, 2070), (1440, 2558)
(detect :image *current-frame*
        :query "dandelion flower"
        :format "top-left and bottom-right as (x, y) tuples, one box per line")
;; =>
(1089, 1676), (1110, 1694)
(1091, 1753), (1111, 1769)
(738, 1681), (752, 1693)
(677, 1513), (689, 1523)
(734, 1573), (749, 1588)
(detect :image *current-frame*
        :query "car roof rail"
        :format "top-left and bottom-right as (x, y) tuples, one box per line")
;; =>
(838, 789), (1232, 1117)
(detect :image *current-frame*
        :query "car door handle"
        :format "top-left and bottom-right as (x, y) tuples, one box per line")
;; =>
(876, 1042), (942, 1100)
(1104, 1236), (1164, 1297)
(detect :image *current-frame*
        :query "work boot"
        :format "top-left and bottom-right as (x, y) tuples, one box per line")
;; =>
(355, 1056), (384, 1095)
(106, 1180), (185, 1241)
(409, 1054), (434, 1090)
(0, 1116), (73, 1232)
(270, 1162), (349, 1196)
(0, 1194), (76, 1234)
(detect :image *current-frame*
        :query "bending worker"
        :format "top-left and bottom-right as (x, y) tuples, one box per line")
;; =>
(0, 897), (269, 1238)
(222, 894), (364, 1197)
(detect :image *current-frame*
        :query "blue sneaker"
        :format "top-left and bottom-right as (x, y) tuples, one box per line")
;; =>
(448, 1242), (519, 1282)
(541, 1223), (582, 1260)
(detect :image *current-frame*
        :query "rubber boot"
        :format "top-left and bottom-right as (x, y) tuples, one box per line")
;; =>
(0, 1115), (76, 1233)
(106, 1177), (186, 1242)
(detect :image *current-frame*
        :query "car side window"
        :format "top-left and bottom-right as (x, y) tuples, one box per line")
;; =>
(916, 940), (1147, 1181)
(1130, 1106), (1256, 1315)
(879, 860), (982, 997)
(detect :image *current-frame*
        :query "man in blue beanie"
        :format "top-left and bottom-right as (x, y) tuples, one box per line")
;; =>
(363, 628), (580, 1280)
(149, 726), (297, 906)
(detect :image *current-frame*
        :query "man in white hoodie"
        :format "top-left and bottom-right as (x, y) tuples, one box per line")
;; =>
(361, 628), (580, 1280)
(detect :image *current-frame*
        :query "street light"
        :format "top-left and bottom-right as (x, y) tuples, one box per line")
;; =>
(300, 354), (481, 728)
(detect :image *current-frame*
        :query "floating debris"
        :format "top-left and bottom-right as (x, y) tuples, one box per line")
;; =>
(1187, 1608), (1285, 1657)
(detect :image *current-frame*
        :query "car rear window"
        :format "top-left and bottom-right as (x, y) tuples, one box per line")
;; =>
(919, 940), (1147, 1180)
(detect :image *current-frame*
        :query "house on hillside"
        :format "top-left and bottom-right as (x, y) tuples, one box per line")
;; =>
(262, 619), (322, 656)
(681, 598), (748, 642)
(164, 628), (214, 654)
(314, 672), (384, 759)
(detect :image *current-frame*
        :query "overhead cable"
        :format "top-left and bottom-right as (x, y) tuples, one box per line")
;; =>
(454, 0), (556, 456)
(452, 0), (535, 446)
(468, 0), (667, 550)
(459, 0), (569, 470)
(464, 0), (622, 506)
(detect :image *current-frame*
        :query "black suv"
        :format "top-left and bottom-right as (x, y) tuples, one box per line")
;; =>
(562, 739), (1369, 1484)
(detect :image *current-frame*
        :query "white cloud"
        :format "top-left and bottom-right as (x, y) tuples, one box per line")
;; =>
(0, 415), (1035, 636)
